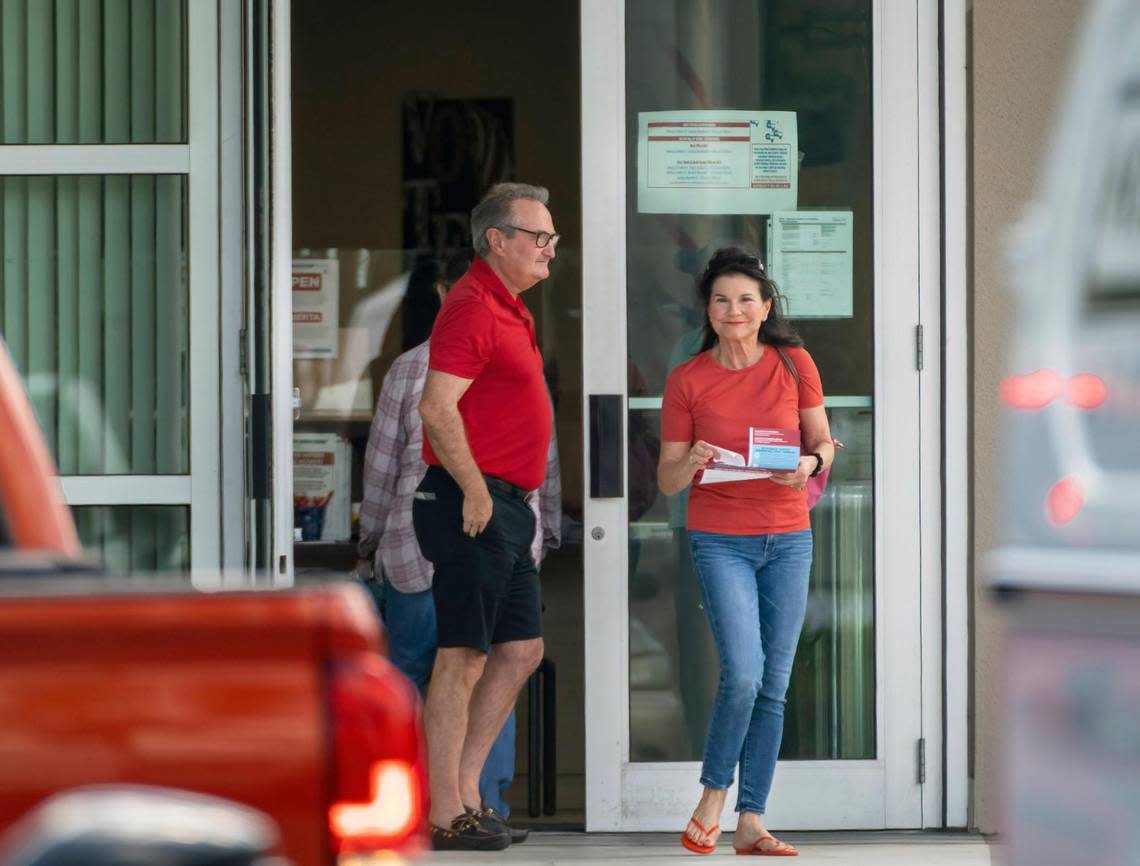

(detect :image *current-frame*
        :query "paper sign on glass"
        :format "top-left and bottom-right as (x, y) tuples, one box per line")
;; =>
(637, 110), (798, 214)
(293, 258), (340, 359)
(766, 211), (854, 318)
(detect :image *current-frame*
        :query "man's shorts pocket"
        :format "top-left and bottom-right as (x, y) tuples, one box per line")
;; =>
(412, 496), (439, 564)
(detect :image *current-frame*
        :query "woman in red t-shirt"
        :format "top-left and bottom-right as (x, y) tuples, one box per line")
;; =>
(660, 247), (835, 856)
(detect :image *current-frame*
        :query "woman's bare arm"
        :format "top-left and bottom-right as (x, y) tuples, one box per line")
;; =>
(658, 439), (717, 496)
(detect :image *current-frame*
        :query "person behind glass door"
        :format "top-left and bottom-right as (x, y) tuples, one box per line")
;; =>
(356, 247), (561, 830)
(658, 247), (835, 856)
(414, 183), (560, 851)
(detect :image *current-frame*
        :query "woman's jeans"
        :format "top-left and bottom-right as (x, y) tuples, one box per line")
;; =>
(689, 528), (813, 815)
(361, 579), (516, 816)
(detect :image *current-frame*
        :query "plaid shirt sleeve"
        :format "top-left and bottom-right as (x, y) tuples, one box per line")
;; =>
(357, 354), (413, 562)
(538, 428), (562, 554)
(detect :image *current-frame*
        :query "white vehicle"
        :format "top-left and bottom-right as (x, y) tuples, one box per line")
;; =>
(988, 5), (1140, 865)
(989, 0), (1140, 592)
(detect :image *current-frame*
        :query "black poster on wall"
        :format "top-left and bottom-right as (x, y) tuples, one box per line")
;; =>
(401, 95), (514, 255)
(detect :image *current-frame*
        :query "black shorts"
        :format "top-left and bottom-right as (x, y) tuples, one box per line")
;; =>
(412, 465), (541, 653)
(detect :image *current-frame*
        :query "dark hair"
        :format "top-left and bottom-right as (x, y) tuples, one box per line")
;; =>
(439, 246), (474, 289)
(400, 247), (474, 351)
(695, 246), (803, 353)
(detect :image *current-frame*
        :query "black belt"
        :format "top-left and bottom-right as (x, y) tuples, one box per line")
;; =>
(484, 474), (535, 504)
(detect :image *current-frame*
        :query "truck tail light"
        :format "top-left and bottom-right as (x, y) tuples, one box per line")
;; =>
(1045, 476), (1084, 527)
(326, 654), (427, 856)
(329, 760), (418, 840)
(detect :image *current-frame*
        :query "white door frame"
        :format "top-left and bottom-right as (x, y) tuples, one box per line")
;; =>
(186, 0), (223, 570)
(269, 0), (295, 585)
(941, 0), (971, 831)
(219, 0), (249, 573)
(581, 0), (953, 831)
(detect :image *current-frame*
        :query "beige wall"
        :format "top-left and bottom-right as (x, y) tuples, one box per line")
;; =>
(970, 0), (1086, 834)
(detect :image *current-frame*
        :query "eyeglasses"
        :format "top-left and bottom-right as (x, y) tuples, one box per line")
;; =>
(502, 225), (561, 249)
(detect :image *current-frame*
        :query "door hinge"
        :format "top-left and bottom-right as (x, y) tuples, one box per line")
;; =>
(239, 328), (248, 378)
(917, 737), (927, 784)
(915, 324), (925, 371)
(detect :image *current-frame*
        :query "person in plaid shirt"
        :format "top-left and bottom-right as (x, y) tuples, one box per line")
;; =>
(357, 248), (561, 821)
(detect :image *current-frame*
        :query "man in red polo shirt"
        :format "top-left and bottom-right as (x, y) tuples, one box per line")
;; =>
(414, 183), (557, 850)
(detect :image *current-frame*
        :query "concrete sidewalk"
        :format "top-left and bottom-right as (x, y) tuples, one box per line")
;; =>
(423, 831), (997, 865)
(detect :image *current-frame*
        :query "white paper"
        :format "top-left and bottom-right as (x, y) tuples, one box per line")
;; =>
(700, 468), (773, 485)
(327, 437), (352, 540)
(767, 211), (853, 318)
(709, 444), (745, 466)
(293, 432), (352, 540)
(293, 258), (340, 358)
(699, 443), (772, 485)
(637, 110), (798, 214)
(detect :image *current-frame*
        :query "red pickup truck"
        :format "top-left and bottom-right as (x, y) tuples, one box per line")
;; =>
(0, 343), (428, 865)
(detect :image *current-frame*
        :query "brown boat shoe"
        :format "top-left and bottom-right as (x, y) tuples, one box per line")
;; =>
(430, 812), (510, 851)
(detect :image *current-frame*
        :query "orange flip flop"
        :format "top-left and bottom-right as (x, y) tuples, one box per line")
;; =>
(680, 817), (720, 854)
(734, 834), (798, 856)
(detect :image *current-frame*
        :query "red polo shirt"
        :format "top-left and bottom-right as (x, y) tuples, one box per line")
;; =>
(424, 257), (552, 490)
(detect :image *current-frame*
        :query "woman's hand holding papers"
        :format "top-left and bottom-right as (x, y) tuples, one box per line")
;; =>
(658, 439), (717, 496)
(688, 440), (717, 467)
(766, 454), (816, 492)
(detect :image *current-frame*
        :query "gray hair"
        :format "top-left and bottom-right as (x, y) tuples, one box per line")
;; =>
(470, 182), (550, 256)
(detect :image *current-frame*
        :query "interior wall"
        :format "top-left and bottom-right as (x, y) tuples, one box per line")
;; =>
(291, 0), (583, 508)
(291, 2), (581, 251)
(970, 0), (1087, 834)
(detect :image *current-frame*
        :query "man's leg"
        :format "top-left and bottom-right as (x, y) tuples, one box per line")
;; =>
(479, 708), (516, 815)
(424, 645), (488, 827)
(458, 636), (543, 809)
(460, 493), (544, 812)
(413, 467), (505, 829)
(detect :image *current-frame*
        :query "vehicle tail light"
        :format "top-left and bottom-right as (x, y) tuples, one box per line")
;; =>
(1001, 369), (1108, 411)
(326, 653), (428, 856)
(1065, 373), (1108, 409)
(1000, 369), (1062, 410)
(1045, 476), (1084, 527)
(329, 760), (418, 840)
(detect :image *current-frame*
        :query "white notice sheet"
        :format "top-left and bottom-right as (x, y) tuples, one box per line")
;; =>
(767, 211), (854, 319)
(293, 258), (340, 358)
(637, 110), (798, 214)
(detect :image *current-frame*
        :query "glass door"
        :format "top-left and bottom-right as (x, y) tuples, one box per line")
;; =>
(582, 0), (931, 830)
(282, 0), (590, 823)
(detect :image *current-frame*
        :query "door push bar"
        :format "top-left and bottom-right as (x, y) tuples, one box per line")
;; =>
(589, 394), (624, 499)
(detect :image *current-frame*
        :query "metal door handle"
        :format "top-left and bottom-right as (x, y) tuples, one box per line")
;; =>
(589, 394), (624, 498)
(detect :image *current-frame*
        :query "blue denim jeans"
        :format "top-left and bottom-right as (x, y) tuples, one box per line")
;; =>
(361, 579), (517, 816)
(688, 529), (813, 815)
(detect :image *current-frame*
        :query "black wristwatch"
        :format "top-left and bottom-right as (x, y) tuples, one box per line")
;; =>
(808, 452), (824, 477)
